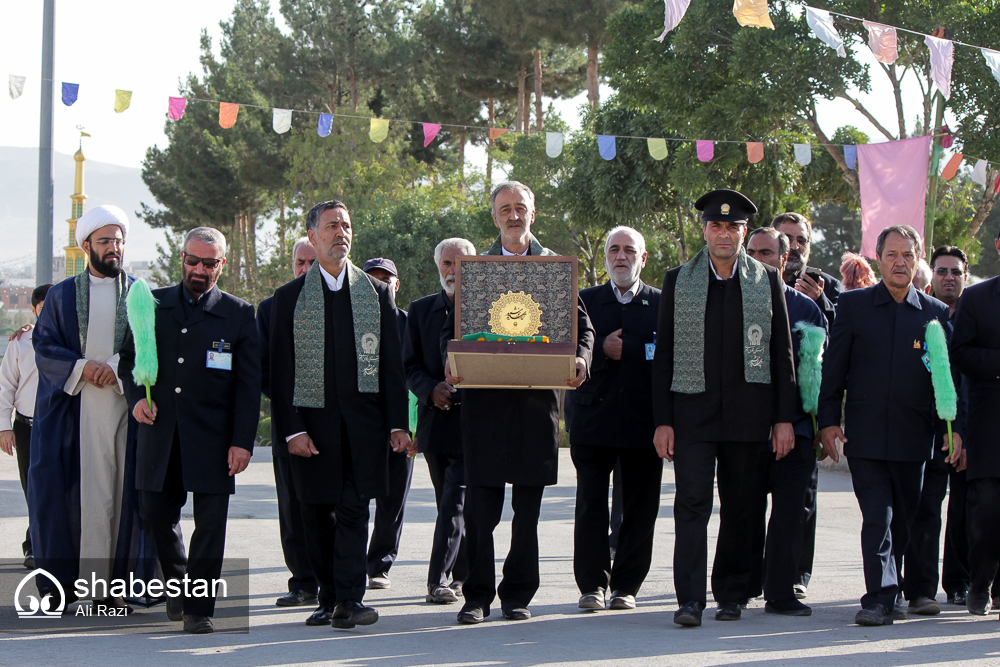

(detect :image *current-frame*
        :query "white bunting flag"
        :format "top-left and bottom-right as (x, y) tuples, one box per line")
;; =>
(924, 35), (954, 100)
(863, 21), (898, 64)
(654, 0), (691, 42)
(272, 108), (292, 134)
(983, 49), (1000, 86)
(794, 144), (812, 166)
(545, 132), (564, 158)
(8, 75), (25, 100)
(971, 159), (988, 186)
(806, 8), (845, 57)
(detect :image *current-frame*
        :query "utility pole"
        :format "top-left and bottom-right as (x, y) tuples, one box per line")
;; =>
(36, 0), (55, 284)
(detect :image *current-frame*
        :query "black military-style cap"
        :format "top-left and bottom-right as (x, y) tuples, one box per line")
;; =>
(694, 189), (758, 224)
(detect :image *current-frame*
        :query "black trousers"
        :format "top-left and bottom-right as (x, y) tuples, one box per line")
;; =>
(847, 457), (924, 610)
(747, 436), (816, 603)
(464, 484), (544, 610)
(903, 446), (952, 600)
(272, 452), (316, 594)
(609, 461), (624, 550)
(967, 478), (1000, 597)
(366, 450), (414, 578)
(301, 473), (370, 607)
(942, 466), (971, 595)
(140, 436), (230, 617)
(13, 416), (31, 554)
(797, 465), (818, 587)
(673, 440), (760, 607)
(571, 445), (662, 596)
(424, 451), (468, 588)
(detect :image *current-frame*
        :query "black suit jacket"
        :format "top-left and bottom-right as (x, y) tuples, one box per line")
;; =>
(787, 266), (842, 327)
(652, 261), (797, 443)
(818, 282), (955, 463)
(269, 270), (408, 502)
(569, 281), (660, 449)
(404, 290), (462, 457)
(121, 284), (261, 495)
(951, 276), (1000, 480)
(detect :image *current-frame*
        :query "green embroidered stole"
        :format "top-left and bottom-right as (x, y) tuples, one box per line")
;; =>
(671, 246), (772, 394)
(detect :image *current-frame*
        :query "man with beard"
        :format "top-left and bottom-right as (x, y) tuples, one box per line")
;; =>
(258, 238), (318, 607)
(819, 225), (962, 626)
(744, 227), (826, 616)
(123, 227), (261, 633)
(571, 226), (662, 613)
(771, 211), (843, 600)
(902, 246), (973, 614)
(29, 205), (141, 608)
(653, 190), (796, 627)
(404, 238), (475, 604)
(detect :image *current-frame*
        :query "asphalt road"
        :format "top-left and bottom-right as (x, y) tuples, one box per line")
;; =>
(2, 446), (998, 666)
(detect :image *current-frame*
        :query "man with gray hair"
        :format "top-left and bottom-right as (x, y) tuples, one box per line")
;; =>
(445, 181), (594, 624)
(405, 237), (476, 604)
(571, 226), (662, 613)
(913, 258), (933, 293)
(258, 237), (318, 607)
(122, 226), (261, 633)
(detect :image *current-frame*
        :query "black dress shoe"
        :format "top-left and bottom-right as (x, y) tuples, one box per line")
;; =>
(22, 553), (33, 570)
(457, 604), (486, 624)
(674, 601), (704, 627)
(947, 590), (968, 605)
(331, 600), (379, 629)
(715, 603), (742, 621)
(276, 590), (318, 607)
(855, 604), (893, 626)
(306, 605), (336, 626)
(183, 615), (214, 634)
(501, 604), (531, 621)
(765, 599), (812, 616)
(968, 591), (993, 615)
(166, 596), (184, 622)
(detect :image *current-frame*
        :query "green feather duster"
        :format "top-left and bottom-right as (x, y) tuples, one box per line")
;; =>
(926, 319), (957, 455)
(126, 278), (159, 405)
(794, 322), (826, 418)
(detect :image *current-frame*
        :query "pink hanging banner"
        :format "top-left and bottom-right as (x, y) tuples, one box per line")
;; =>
(167, 97), (187, 120)
(423, 123), (441, 148)
(696, 140), (714, 162)
(858, 136), (932, 258)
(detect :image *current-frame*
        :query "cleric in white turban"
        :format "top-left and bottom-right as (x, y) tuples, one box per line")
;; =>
(28, 201), (154, 610)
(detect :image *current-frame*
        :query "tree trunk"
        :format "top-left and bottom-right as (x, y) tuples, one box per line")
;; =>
(523, 86), (532, 135)
(487, 97), (495, 193)
(229, 213), (242, 295)
(587, 39), (600, 109)
(887, 64), (907, 139)
(517, 60), (527, 133)
(349, 66), (359, 112)
(534, 49), (543, 132)
(278, 193), (287, 261)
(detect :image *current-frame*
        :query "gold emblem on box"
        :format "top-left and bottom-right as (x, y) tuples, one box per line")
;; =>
(488, 291), (543, 337)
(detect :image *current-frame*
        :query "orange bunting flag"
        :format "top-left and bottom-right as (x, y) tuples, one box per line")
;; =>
(489, 128), (510, 141)
(747, 142), (764, 164)
(733, 0), (774, 29)
(219, 103), (239, 129)
(940, 153), (963, 181)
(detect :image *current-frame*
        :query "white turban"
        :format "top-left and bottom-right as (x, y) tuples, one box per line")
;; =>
(75, 205), (130, 248)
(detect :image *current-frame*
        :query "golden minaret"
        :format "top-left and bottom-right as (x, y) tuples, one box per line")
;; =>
(64, 130), (90, 278)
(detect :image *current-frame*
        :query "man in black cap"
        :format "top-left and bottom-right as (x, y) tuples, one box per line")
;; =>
(652, 189), (796, 627)
(362, 257), (412, 590)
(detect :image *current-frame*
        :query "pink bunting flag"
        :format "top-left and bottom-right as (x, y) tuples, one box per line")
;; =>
(167, 97), (187, 120)
(423, 123), (441, 148)
(858, 136), (932, 258)
(747, 142), (764, 164)
(995, 172), (1000, 194)
(696, 140), (714, 162)
(924, 35), (954, 100)
(863, 21), (898, 65)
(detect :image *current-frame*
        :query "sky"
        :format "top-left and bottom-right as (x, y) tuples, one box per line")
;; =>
(0, 1), (962, 263)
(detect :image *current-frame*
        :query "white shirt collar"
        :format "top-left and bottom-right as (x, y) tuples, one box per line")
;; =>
(88, 272), (117, 284)
(709, 259), (738, 281)
(501, 245), (529, 256)
(612, 280), (641, 304)
(318, 263), (346, 291)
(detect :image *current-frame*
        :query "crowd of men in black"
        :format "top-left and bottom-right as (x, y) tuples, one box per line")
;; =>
(7, 180), (1000, 634)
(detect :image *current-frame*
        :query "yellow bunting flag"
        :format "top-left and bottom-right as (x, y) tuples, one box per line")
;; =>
(490, 128), (511, 141)
(114, 90), (132, 113)
(369, 118), (389, 143)
(647, 138), (668, 161)
(747, 142), (764, 164)
(219, 103), (239, 128)
(733, 0), (774, 29)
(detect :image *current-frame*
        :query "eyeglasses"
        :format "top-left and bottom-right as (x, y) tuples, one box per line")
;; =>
(182, 253), (223, 269)
(934, 268), (964, 277)
(93, 237), (124, 248)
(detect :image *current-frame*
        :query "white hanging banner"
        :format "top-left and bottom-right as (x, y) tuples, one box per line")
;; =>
(794, 143), (812, 166)
(971, 159), (988, 186)
(924, 35), (954, 100)
(806, 8), (845, 57)
(982, 49), (1000, 86)
(654, 0), (691, 42)
(272, 108), (292, 134)
(8, 75), (25, 99)
(545, 132), (564, 158)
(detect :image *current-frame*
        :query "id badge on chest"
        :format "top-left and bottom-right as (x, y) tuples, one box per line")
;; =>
(207, 339), (233, 371)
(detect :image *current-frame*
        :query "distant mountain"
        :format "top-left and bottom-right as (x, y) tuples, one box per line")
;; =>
(0, 146), (166, 267)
